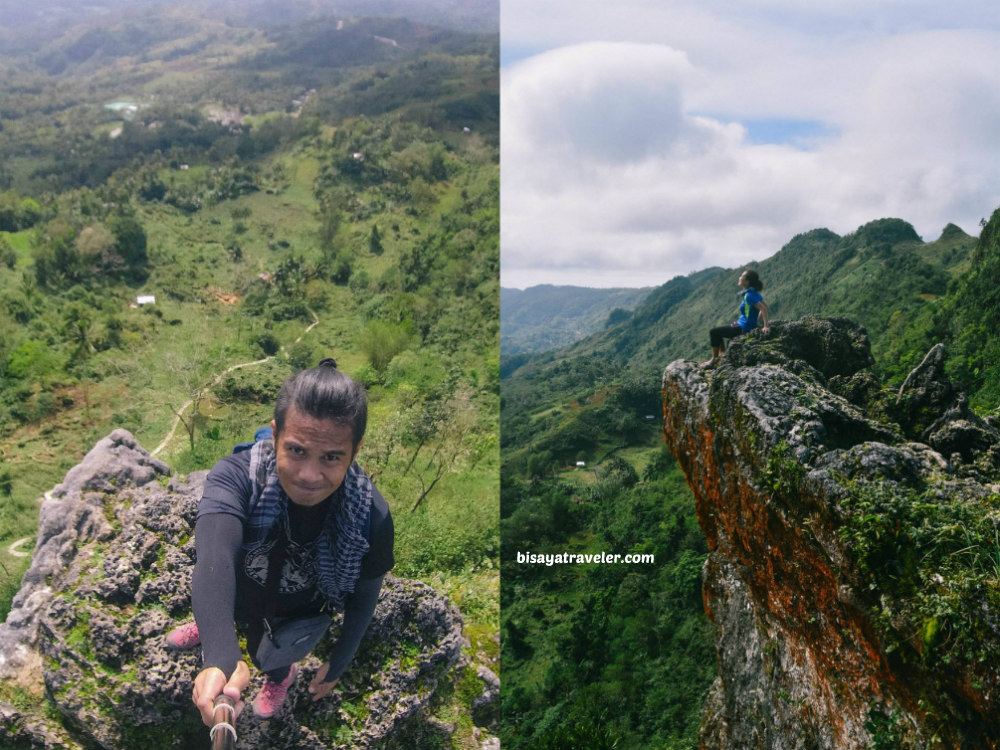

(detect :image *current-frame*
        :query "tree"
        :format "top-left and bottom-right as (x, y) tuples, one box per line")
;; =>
(63, 303), (96, 415)
(358, 320), (411, 373)
(18, 198), (40, 229)
(606, 308), (631, 327)
(62, 304), (95, 361)
(526, 451), (555, 480)
(75, 223), (117, 274)
(368, 223), (384, 255)
(0, 191), (40, 231)
(599, 456), (639, 488)
(408, 388), (492, 512)
(164, 351), (213, 452)
(109, 214), (148, 280)
(257, 332), (280, 356)
(317, 188), (348, 247)
(33, 221), (82, 288)
(0, 235), (15, 269)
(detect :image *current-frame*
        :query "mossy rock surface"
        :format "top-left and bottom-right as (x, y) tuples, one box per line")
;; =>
(0, 430), (468, 750)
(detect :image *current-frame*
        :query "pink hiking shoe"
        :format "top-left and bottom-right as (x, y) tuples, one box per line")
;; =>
(253, 664), (298, 718)
(165, 621), (201, 650)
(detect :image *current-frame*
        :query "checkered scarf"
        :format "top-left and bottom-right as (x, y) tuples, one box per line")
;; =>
(245, 439), (372, 610)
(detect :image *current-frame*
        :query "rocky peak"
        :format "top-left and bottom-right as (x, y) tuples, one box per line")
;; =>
(662, 317), (1000, 750)
(939, 223), (970, 242)
(0, 430), (491, 750)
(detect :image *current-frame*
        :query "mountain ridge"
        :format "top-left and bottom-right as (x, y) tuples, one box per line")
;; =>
(500, 283), (653, 356)
(502, 216), (974, 385)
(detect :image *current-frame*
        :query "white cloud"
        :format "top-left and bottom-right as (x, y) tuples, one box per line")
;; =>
(501, 10), (1000, 289)
(502, 43), (694, 165)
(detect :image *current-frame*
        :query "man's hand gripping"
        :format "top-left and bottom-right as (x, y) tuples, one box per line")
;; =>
(193, 662), (251, 727)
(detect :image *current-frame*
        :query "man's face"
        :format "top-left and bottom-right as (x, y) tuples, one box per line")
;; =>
(272, 405), (361, 506)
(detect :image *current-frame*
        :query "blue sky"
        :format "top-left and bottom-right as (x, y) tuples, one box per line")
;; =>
(500, 1), (1000, 288)
(736, 119), (837, 148)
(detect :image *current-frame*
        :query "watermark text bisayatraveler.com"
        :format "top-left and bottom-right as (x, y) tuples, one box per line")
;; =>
(515, 551), (655, 567)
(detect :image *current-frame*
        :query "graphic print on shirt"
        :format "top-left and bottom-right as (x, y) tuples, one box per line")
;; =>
(244, 538), (318, 593)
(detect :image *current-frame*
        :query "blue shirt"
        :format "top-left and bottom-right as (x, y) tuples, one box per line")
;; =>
(737, 288), (763, 332)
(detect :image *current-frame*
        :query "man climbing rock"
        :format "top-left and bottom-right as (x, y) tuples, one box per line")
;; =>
(167, 359), (394, 724)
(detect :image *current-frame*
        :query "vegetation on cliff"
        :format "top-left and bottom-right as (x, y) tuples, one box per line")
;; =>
(664, 318), (1000, 749)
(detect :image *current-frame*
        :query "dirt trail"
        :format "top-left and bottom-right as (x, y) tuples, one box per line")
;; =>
(151, 309), (320, 457)
(7, 537), (31, 558)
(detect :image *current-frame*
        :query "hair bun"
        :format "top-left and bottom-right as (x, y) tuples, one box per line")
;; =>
(318, 357), (338, 369)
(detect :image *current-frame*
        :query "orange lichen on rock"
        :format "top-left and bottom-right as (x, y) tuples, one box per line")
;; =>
(663, 317), (1000, 750)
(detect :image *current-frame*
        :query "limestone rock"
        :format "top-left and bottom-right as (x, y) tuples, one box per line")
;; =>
(723, 316), (876, 382)
(895, 343), (1000, 461)
(0, 430), (469, 750)
(471, 665), (499, 729)
(663, 318), (1000, 750)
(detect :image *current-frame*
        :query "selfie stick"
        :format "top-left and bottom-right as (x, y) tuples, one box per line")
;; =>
(210, 694), (237, 750)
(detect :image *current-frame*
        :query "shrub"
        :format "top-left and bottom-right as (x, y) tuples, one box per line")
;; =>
(215, 360), (291, 403)
(256, 332), (280, 357)
(6, 340), (63, 380)
(358, 320), (411, 373)
(0, 236), (15, 269)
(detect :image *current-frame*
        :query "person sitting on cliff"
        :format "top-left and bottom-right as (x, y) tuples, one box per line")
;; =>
(702, 269), (770, 368)
(166, 358), (394, 725)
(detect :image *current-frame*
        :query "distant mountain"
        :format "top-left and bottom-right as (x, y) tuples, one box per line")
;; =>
(500, 284), (653, 355)
(0, 0), (496, 40)
(556, 218), (975, 372)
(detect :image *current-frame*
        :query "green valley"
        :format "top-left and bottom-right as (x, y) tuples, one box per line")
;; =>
(500, 284), (652, 356)
(0, 2), (498, 745)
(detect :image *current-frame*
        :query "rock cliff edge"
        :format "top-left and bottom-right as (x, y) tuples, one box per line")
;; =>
(662, 316), (1000, 750)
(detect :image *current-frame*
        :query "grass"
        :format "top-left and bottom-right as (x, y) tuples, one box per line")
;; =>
(0, 231), (33, 263)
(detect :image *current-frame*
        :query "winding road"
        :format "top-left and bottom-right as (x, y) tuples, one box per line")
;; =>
(151, 309), (319, 457)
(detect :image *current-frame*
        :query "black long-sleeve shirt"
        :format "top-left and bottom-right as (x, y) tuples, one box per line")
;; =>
(192, 451), (394, 681)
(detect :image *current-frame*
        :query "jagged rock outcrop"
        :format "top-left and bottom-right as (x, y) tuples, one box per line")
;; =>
(662, 316), (1000, 750)
(0, 430), (491, 750)
(895, 343), (1000, 464)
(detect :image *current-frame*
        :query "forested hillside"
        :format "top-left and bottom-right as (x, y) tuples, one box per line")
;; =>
(0, 2), (498, 744)
(500, 284), (652, 356)
(500, 213), (994, 749)
(881, 206), (1000, 409)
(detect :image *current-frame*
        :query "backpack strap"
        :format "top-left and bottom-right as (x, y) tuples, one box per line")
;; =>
(262, 522), (288, 640)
